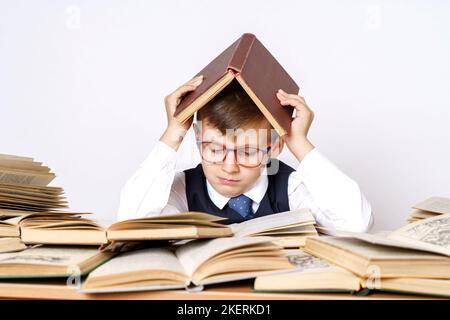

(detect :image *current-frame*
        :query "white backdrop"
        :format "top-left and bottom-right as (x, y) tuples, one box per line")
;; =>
(1, 0), (449, 232)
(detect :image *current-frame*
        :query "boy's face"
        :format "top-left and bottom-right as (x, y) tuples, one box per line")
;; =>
(194, 119), (284, 198)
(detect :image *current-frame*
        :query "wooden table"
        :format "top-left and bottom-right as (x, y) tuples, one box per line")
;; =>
(0, 280), (440, 300)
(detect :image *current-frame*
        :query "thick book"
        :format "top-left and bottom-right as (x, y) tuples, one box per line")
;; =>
(173, 33), (299, 136)
(254, 250), (362, 293)
(254, 249), (450, 298)
(81, 236), (293, 293)
(0, 245), (114, 278)
(368, 278), (450, 298)
(19, 212), (233, 245)
(304, 236), (450, 279)
(317, 213), (450, 257)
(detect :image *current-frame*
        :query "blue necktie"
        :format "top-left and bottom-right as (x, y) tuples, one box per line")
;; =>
(227, 194), (253, 218)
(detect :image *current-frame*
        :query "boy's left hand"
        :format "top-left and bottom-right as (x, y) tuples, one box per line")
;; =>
(276, 89), (315, 161)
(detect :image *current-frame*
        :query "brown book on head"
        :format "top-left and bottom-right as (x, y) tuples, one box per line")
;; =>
(173, 33), (299, 136)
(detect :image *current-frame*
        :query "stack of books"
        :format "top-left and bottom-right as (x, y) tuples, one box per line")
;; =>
(0, 209), (317, 293)
(0, 151), (317, 292)
(255, 208), (450, 298)
(0, 154), (72, 253)
(0, 154), (67, 212)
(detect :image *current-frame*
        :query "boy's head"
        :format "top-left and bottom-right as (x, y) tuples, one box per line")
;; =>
(193, 80), (285, 198)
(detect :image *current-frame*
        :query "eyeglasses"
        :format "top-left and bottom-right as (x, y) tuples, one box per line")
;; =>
(196, 141), (271, 168)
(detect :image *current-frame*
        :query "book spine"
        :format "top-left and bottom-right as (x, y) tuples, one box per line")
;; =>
(227, 33), (256, 74)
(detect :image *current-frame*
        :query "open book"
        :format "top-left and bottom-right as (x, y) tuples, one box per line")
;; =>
(304, 236), (450, 279)
(81, 236), (293, 293)
(230, 208), (317, 248)
(317, 213), (450, 257)
(0, 211), (87, 238)
(18, 209), (315, 246)
(19, 212), (233, 245)
(173, 33), (299, 136)
(254, 250), (362, 293)
(0, 245), (114, 278)
(254, 250), (450, 298)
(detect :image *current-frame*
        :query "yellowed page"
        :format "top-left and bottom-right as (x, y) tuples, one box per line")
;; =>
(230, 209), (315, 237)
(254, 250), (361, 291)
(309, 236), (446, 261)
(175, 236), (276, 277)
(86, 248), (187, 280)
(0, 246), (101, 267)
(389, 214), (450, 256)
(413, 197), (450, 215)
(0, 168), (55, 186)
(0, 238), (28, 253)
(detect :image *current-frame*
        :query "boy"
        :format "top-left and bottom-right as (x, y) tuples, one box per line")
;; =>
(117, 75), (373, 232)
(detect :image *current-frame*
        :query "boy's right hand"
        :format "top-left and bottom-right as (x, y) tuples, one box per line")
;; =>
(160, 75), (204, 151)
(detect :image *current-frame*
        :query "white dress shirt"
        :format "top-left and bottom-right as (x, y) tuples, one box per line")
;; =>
(117, 140), (373, 232)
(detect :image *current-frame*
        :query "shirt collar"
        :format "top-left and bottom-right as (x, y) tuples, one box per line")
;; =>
(205, 166), (269, 210)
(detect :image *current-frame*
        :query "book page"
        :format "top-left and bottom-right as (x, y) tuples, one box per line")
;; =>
(230, 209), (314, 237)
(0, 246), (101, 266)
(175, 236), (274, 277)
(0, 154), (34, 161)
(262, 250), (354, 278)
(0, 216), (22, 226)
(108, 212), (226, 230)
(87, 247), (187, 279)
(315, 227), (449, 256)
(255, 224), (317, 235)
(0, 160), (48, 172)
(0, 238), (28, 253)
(133, 212), (224, 222)
(282, 250), (344, 273)
(0, 183), (62, 193)
(388, 214), (450, 256)
(311, 237), (445, 260)
(0, 168), (55, 186)
(413, 197), (450, 215)
(410, 209), (438, 219)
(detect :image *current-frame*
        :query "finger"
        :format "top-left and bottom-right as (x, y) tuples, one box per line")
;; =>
(184, 75), (204, 86)
(277, 93), (309, 110)
(276, 93), (303, 105)
(279, 98), (309, 111)
(277, 90), (306, 103)
(173, 84), (199, 99)
(280, 99), (313, 120)
(166, 85), (198, 107)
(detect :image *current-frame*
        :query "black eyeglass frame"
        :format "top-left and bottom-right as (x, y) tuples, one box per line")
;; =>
(196, 140), (272, 168)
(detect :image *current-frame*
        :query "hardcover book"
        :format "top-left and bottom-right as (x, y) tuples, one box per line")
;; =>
(173, 33), (299, 136)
